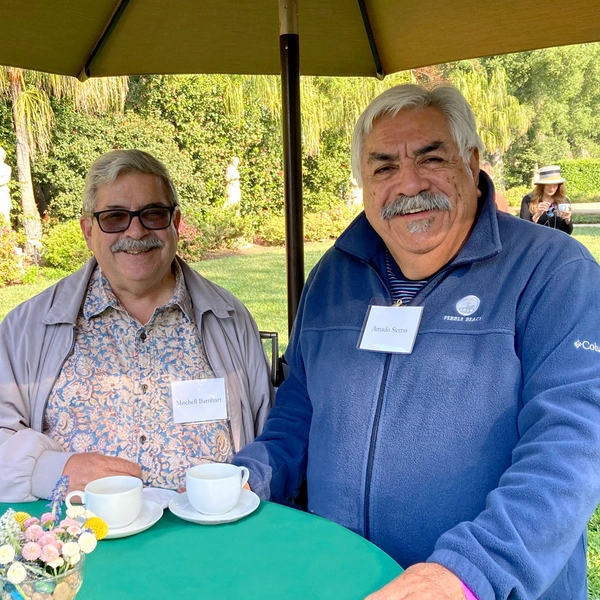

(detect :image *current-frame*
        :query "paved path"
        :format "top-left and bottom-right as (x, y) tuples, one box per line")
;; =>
(570, 203), (600, 215)
(509, 203), (600, 216)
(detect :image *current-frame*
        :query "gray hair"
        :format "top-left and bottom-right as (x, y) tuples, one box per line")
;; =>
(351, 83), (484, 187)
(82, 149), (179, 215)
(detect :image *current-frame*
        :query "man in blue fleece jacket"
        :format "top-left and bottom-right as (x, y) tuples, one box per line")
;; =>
(233, 84), (600, 600)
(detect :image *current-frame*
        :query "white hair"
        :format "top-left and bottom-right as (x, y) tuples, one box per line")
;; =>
(351, 84), (484, 187)
(82, 149), (179, 215)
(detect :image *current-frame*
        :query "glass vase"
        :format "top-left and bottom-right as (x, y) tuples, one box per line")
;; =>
(0, 555), (85, 600)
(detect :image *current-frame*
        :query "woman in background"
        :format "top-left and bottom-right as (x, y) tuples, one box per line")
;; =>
(520, 165), (573, 234)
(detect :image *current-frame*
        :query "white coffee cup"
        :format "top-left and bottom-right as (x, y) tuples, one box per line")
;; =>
(186, 463), (250, 515)
(558, 203), (570, 212)
(65, 475), (143, 529)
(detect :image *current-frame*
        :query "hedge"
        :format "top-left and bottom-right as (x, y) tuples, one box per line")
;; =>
(558, 159), (600, 202)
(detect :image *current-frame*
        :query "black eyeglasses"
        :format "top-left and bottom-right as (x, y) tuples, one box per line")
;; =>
(92, 206), (176, 233)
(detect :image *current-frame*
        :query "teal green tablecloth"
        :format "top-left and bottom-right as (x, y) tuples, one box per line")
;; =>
(1, 499), (402, 599)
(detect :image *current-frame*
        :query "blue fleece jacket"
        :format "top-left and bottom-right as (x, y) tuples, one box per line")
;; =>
(234, 175), (600, 600)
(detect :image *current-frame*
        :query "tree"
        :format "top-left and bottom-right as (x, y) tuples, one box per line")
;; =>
(486, 43), (600, 187)
(0, 68), (127, 255)
(450, 63), (530, 190)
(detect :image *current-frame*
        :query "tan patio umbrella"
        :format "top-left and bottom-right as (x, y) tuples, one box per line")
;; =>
(2, 0), (600, 329)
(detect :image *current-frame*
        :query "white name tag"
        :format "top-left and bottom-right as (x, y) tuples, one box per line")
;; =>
(359, 305), (424, 354)
(171, 378), (228, 424)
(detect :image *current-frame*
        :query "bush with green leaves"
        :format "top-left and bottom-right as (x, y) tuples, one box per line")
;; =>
(302, 130), (352, 212)
(33, 103), (205, 220)
(304, 205), (359, 241)
(178, 207), (251, 260)
(177, 217), (210, 262)
(255, 205), (359, 246)
(20, 266), (41, 285)
(504, 186), (530, 207)
(42, 219), (91, 272)
(0, 222), (23, 286)
(198, 209), (250, 250)
(130, 75), (286, 219)
(254, 212), (286, 246)
(558, 159), (600, 202)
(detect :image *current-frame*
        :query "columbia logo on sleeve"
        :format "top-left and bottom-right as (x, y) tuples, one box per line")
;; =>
(574, 340), (600, 353)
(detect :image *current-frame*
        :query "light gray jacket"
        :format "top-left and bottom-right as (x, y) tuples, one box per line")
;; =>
(0, 258), (274, 502)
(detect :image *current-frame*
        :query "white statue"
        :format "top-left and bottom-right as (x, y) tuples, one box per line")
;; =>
(0, 147), (11, 226)
(224, 156), (241, 209)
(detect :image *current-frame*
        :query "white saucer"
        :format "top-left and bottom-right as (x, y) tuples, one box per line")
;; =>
(169, 489), (260, 525)
(105, 499), (163, 539)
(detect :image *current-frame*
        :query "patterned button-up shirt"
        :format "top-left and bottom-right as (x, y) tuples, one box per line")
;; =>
(43, 263), (234, 490)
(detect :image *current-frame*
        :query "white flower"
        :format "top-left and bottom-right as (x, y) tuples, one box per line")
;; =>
(47, 556), (64, 569)
(7, 562), (26, 584)
(78, 531), (97, 554)
(66, 506), (86, 519)
(61, 541), (80, 559)
(84, 510), (96, 520)
(0, 544), (15, 565)
(68, 552), (81, 566)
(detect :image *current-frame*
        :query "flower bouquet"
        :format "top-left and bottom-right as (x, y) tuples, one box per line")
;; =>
(0, 477), (108, 600)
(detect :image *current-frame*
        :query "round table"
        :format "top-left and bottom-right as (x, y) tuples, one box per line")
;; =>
(1, 499), (402, 599)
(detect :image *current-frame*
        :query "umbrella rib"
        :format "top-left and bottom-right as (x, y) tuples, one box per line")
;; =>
(80, 0), (132, 80)
(356, 0), (384, 79)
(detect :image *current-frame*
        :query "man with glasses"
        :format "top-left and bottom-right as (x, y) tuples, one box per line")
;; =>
(0, 149), (274, 501)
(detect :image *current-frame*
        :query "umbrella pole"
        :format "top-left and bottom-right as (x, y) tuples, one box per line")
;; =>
(280, 0), (304, 335)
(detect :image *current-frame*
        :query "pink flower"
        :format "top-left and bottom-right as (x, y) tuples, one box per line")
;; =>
(39, 544), (59, 563)
(66, 525), (81, 536)
(38, 532), (58, 547)
(21, 542), (42, 561)
(23, 517), (39, 528)
(58, 518), (79, 529)
(40, 513), (55, 525)
(24, 524), (44, 541)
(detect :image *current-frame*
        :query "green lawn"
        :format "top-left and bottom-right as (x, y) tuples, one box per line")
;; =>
(192, 242), (333, 351)
(0, 242), (334, 341)
(1, 231), (600, 595)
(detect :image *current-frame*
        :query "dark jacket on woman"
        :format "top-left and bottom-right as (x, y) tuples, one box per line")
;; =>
(519, 193), (573, 234)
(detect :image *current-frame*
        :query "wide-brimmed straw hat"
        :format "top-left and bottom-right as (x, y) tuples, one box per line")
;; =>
(535, 165), (566, 185)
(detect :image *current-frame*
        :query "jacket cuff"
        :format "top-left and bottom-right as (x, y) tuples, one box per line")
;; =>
(31, 450), (74, 499)
(232, 454), (272, 500)
(461, 581), (478, 600)
(428, 551), (494, 600)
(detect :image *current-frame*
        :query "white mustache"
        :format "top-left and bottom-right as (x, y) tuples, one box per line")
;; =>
(111, 236), (164, 253)
(380, 192), (451, 220)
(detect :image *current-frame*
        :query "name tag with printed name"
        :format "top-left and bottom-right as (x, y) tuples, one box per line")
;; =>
(359, 305), (424, 354)
(171, 378), (228, 424)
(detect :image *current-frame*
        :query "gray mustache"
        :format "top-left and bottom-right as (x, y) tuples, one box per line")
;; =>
(111, 236), (165, 253)
(380, 192), (452, 220)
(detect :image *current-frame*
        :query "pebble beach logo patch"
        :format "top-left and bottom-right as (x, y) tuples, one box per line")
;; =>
(574, 340), (600, 353)
(456, 295), (481, 316)
(443, 295), (482, 322)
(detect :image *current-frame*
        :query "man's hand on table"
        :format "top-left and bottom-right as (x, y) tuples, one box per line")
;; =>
(364, 563), (466, 600)
(63, 453), (142, 491)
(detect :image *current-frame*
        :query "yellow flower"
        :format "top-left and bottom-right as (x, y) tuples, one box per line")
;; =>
(83, 517), (108, 541)
(12, 512), (31, 529)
